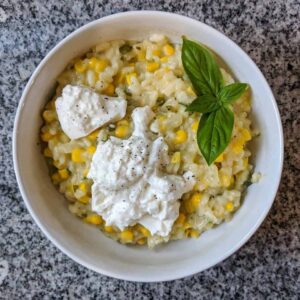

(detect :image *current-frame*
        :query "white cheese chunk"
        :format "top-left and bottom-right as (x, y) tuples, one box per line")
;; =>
(88, 106), (195, 237)
(55, 85), (127, 139)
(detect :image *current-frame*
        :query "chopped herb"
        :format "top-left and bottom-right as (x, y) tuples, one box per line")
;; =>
(119, 44), (133, 55)
(243, 179), (253, 189)
(179, 102), (188, 107)
(157, 97), (166, 106)
(124, 88), (132, 96)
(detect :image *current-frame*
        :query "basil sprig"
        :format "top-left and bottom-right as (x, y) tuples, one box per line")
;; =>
(182, 38), (248, 165)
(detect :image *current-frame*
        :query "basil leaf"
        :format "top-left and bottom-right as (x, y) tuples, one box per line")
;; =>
(182, 38), (223, 96)
(186, 95), (220, 113)
(219, 83), (248, 103)
(197, 106), (234, 165)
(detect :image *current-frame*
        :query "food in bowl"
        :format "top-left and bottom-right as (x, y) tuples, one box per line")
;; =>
(40, 33), (256, 248)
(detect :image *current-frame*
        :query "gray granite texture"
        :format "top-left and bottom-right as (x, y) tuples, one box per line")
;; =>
(0, 0), (299, 299)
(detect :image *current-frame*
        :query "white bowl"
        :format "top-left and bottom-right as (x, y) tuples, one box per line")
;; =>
(13, 11), (283, 282)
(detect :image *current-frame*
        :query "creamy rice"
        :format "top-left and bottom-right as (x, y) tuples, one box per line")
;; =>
(40, 34), (254, 248)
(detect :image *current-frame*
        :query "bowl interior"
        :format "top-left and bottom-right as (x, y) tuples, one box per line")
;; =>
(14, 12), (283, 282)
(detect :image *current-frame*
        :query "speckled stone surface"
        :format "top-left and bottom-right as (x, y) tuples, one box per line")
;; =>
(0, 0), (299, 298)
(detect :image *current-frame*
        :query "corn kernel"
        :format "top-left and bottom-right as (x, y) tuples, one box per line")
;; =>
(66, 184), (74, 196)
(157, 115), (166, 132)
(71, 148), (85, 163)
(87, 146), (96, 154)
(120, 229), (134, 243)
(159, 124), (166, 132)
(58, 169), (69, 180)
(184, 222), (192, 229)
(174, 129), (188, 144)
(103, 83), (115, 96)
(78, 182), (87, 193)
(171, 152), (181, 164)
(139, 226), (151, 237)
(191, 121), (199, 132)
(184, 193), (202, 214)
(185, 228), (199, 238)
(137, 238), (146, 245)
(85, 214), (103, 225)
(240, 128), (252, 141)
(175, 213), (186, 225)
(114, 72), (125, 84)
(94, 59), (108, 72)
(42, 110), (56, 123)
(215, 153), (224, 163)
(190, 193), (202, 208)
(225, 201), (234, 212)
(53, 160), (67, 170)
(43, 148), (52, 157)
(126, 72), (137, 85)
(79, 195), (90, 204)
(59, 133), (70, 143)
(104, 226), (114, 233)
(117, 119), (129, 126)
(41, 132), (53, 142)
(74, 60), (87, 73)
(184, 198), (194, 214)
(163, 44), (175, 56)
(220, 173), (231, 187)
(88, 57), (98, 69)
(51, 172), (60, 184)
(115, 125), (129, 138)
(137, 50), (146, 61)
(190, 229), (200, 238)
(152, 49), (161, 57)
(231, 139), (244, 154)
(146, 62), (160, 72)
(157, 115), (166, 122)
(187, 86), (196, 96)
(160, 56), (169, 63)
(87, 129), (100, 141)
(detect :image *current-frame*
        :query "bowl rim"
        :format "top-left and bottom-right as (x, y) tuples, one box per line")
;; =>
(13, 10), (284, 282)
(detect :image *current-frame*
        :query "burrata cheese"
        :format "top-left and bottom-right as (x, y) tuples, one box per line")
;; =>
(55, 85), (127, 139)
(88, 106), (195, 237)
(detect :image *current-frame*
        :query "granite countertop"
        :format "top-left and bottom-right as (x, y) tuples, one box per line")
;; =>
(0, 0), (299, 298)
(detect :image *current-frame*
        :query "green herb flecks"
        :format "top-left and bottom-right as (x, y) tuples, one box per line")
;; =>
(119, 44), (133, 55)
(182, 38), (248, 165)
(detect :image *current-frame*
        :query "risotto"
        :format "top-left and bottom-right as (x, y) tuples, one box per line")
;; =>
(40, 34), (254, 248)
